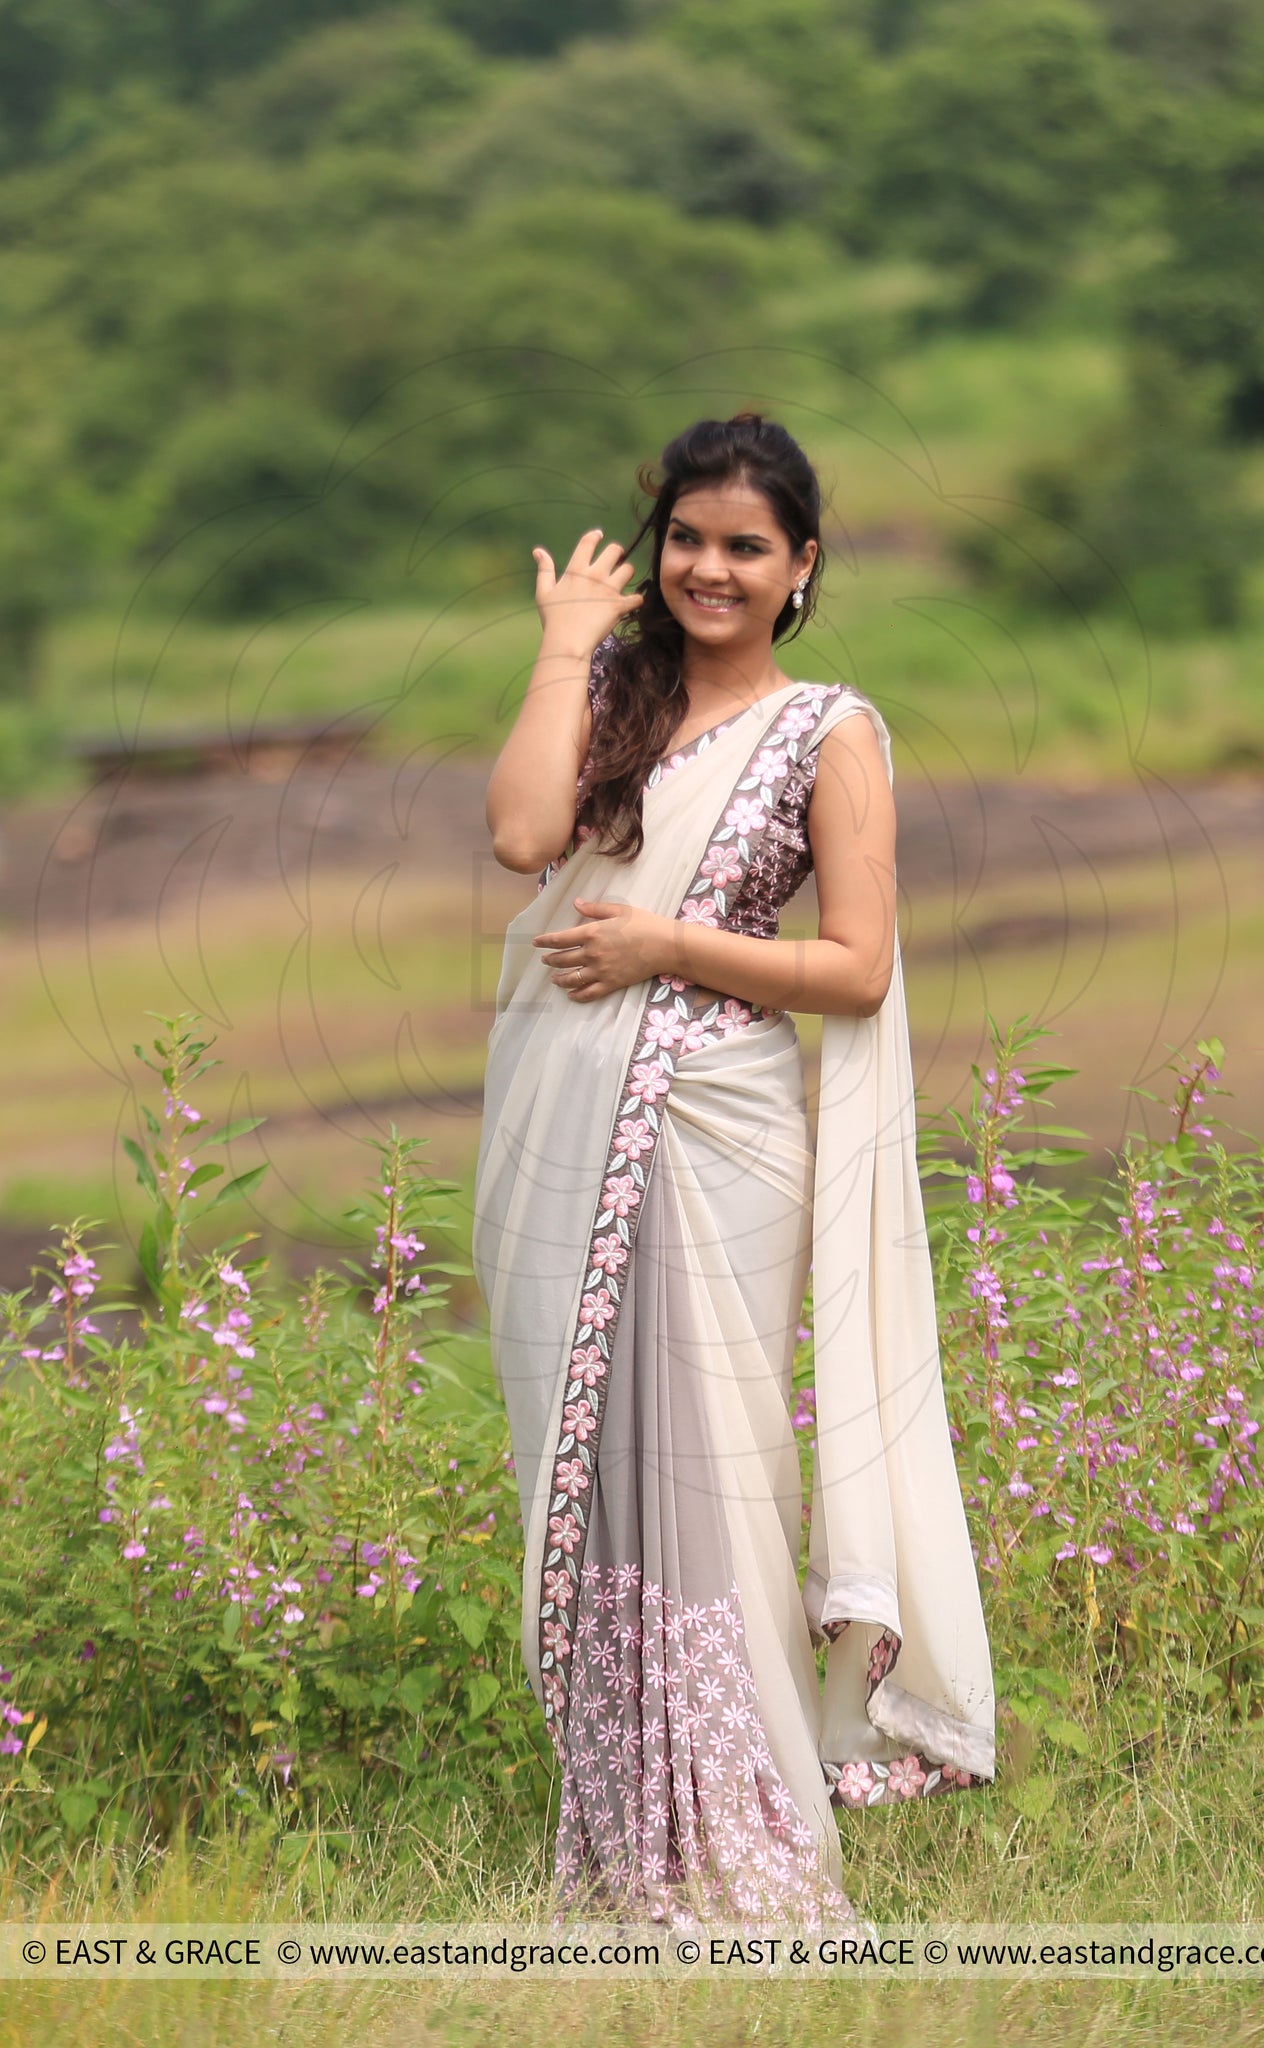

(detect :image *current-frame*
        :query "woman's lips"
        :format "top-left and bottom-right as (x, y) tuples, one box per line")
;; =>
(687, 591), (744, 610)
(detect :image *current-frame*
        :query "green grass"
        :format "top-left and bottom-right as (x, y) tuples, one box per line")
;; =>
(34, 562), (1264, 799)
(2, 1707), (1261, 2045)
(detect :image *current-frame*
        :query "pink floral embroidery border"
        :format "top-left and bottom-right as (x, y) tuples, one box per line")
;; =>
(820, 1625), (986, 1805)
(537, 682), (847, 1741)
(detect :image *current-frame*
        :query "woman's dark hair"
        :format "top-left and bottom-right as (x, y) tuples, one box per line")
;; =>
(576, 411), (824, 863)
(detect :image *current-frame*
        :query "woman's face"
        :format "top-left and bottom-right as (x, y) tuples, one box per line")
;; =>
(657, 479), (817, 653)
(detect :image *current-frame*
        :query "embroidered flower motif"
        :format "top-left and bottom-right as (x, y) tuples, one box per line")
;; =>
(548, 1512), (583, 1554)
(590, 1232), (627, 1276)
(867, 1632), (899, 1687)
(700, 843), (743, 887)
(678, 897), (721, 927)
(886, 1754), (928, 1798)
(750, 745), (790, 782)
(543, 1568), (575, 1606)
(580, 1284), (618, 1328)
(776, 703), (817, 738)
(563, 1400), (598, 1443)
(570, 1346), (608, 1386)
(543, 1618), (572, 1660)
(627, 1061), (670, 1104)
(644, 1007), (687, 1050)
(725, 795), (767, 835)
(835, 1760), (876, 1801)
(555, 1457), (591, 1500)
(714, 998), (755, 1036)
(600, 1175), (640, 1218)
(613, 1117), (655, 1161)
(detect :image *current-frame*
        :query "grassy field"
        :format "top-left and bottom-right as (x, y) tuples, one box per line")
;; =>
(39, 557), (1264, 794)
(3, 1707), (1261, 2045)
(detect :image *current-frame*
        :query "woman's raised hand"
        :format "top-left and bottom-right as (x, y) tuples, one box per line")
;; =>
(532, 528), (643, 654)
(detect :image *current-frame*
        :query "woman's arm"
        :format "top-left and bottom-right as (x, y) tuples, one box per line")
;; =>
(537, 713), (899, 1018)
(486, 530), (643, 873)
(484, 632), (598, 873)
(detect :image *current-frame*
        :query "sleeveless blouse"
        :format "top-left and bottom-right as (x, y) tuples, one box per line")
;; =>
(536, 635), (822, 939)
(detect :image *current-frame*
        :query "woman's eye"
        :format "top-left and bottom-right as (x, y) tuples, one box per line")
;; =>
(669, 534), (757, 552)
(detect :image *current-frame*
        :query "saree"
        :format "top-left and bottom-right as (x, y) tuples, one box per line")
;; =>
(472, 678), (995, 1927)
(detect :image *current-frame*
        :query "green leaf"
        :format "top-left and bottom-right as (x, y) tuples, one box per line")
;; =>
(1009, 1772), (1057, 1821)
(398, 1669), (438, 1715)
(121, 1136), (157, 1198)
(319, 1671), (373, 1711)
(211, 1118), (268, 1144)
(137, 1222), (160, 1296)
(184, 1164), (224, 1191)
(58, 1787), (103, 1832)
(1044, 1716), (1090, 1755)
(201, 1165), (269, 1214)
(221, 1601), (241, 1645)
(446, 1594), (491, 1649)
(465, 1672), (501, 1718)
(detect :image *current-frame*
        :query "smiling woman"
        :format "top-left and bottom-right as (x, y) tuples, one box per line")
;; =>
(474, 413), (995, 1931)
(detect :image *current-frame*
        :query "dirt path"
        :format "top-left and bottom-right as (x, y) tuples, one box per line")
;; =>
(4, 748), (1261, 939)
(3, 746), (1259, 1319)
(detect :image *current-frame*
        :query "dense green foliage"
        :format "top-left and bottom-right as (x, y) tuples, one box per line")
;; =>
(0, 1019), (547, 1856)
(2, 0), (1264, 694)
(1, 1010), (1259, 1870)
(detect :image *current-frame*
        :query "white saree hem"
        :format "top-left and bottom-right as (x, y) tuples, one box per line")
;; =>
(862, 1677), (997, 1781)
(803, 1566), (902, 1642)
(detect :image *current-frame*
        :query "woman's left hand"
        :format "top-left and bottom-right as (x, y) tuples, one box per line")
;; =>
(534, 898), (669, 1001)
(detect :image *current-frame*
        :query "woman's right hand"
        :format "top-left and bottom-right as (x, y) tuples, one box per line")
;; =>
(532, 528), (643, 653)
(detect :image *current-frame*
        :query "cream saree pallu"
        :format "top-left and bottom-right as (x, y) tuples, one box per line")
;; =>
(472, 680), (996, 1925)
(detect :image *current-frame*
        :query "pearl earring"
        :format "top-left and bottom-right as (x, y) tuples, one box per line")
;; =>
(791, 579), (807, 611)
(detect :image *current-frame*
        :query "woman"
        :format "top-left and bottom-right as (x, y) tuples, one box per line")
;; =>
(473, 414), (995, 1928)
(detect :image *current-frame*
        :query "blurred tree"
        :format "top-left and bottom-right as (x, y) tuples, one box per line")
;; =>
(132, 394), (391, 615)
(0, 0), (402, 163)
(631, 0), (882, 242)
(2, 86), (782, 615)
(424, 0), (633, 56)
(0, 327), (135, 699)
(951, 342), (1264, 631)
(1123, 93), (1264, 439)
(1092, 0), (1264, 95)
(630, 0), (948, 55)
(863, 0), (1129, 321)
(412, 36), (824, 229)
(209, 9), (493, 159)
(0, 0), (66, 169)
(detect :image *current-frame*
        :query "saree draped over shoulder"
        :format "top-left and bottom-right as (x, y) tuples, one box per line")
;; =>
(472, 679), (995, 1925)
